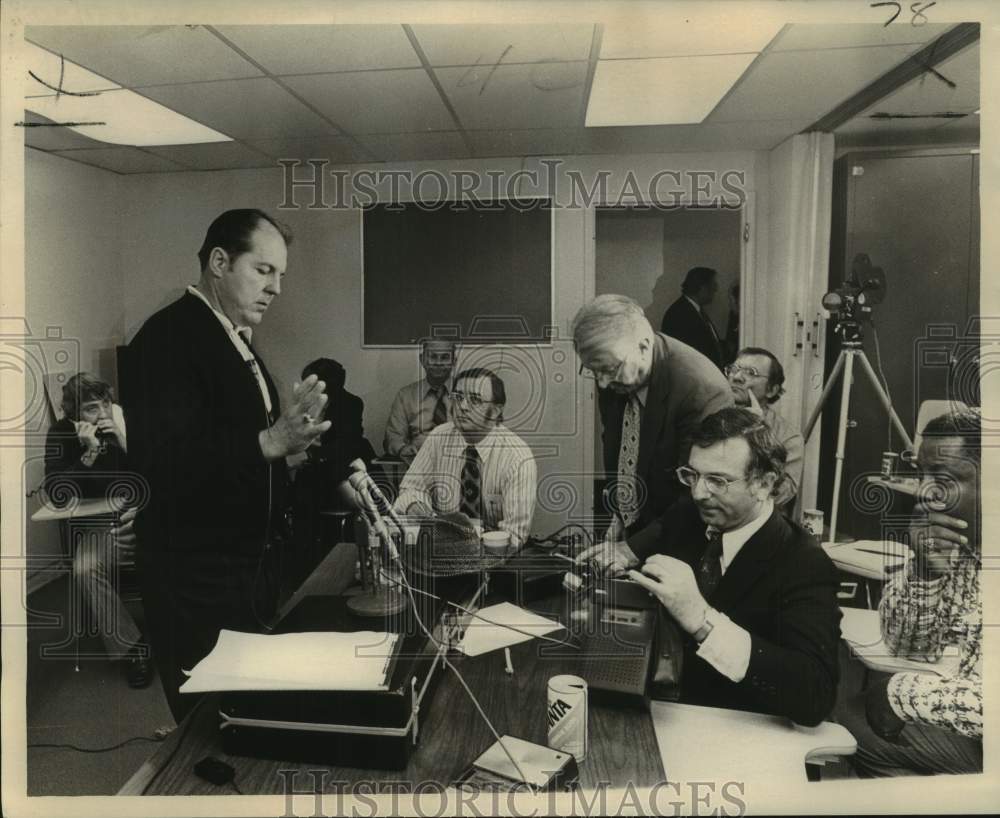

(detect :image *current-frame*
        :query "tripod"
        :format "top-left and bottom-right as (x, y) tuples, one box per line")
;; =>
(803, 341), (914, 543)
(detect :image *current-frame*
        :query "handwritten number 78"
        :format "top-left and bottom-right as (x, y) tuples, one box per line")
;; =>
(871, 1), (936, 27)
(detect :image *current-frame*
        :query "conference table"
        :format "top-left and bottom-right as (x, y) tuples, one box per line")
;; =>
(120, 544), (854, 795)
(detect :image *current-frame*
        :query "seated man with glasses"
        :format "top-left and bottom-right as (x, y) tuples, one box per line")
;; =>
(572, 294), (732, 573)
(393, 367), (536, 546)
(725, 346), (803, 509)
(627, 407), (841, 725)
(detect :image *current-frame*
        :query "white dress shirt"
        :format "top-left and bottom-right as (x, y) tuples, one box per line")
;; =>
(383, 378), (450, 461)
(186, 285), (272, 415)
(394, 422), (537, 546)
(696, 499), (774, 682)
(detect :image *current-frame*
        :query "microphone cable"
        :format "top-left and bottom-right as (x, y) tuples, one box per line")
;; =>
(381, 551), (534, 788)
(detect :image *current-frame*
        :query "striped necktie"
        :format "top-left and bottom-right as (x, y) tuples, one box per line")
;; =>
(459, 445), (482, 519)
(616, 394), (641, 527)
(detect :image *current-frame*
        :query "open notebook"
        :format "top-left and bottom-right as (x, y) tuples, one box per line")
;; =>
(179, 629), (399, 693)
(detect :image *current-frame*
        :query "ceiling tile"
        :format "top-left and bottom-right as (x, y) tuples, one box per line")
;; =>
(145, 141), (277, 171)
(25, 25), (262, 87)
(20, 111), (109, 151)
(709, 45), (916, 122)
(410, 24), (594, 66)
(436, 62), (587, 130)
(358, 131), (469, 162)
(468, 129), (580, 158)
(588, 54), (757, 126)
(52, 147), (185, 174)
(601, 18), (782, 58)
(577, 120), (810, 154)
(772, 23), (952, 51)
(283, 69), (454, 134)
(246, 134), (370, 164)
(214, 24), (420, 74)
(138, 78), (335, 140)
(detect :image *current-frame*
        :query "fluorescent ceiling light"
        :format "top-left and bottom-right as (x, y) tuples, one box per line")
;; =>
(600, 18), (783, 59)
(23, 41), (231, 146)
(586, 54), (757, 127)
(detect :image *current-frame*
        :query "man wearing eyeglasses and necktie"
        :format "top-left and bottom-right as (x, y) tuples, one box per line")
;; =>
(383, 338), (457, 464)
(572, 294), (732, 574)
(393, 367), (536, 546)
(627, 407), (841, 725)
(726, 347), (803, 509)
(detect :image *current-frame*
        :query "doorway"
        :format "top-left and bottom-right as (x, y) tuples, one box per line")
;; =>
(591, 205), (744, 516)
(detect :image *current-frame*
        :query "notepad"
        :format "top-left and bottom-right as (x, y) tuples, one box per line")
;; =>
(456, 602), (562, 657)
(179, 629), (398, 693)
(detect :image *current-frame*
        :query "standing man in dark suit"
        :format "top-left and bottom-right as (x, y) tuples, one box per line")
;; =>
(125, 209), (332, 722)
(660, 267), (725, 370)
(628, 408), (841, 726)
(572, 294), (731, 572)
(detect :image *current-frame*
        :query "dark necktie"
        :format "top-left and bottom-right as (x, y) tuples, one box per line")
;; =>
(697, 529), (724, 599)
(431, 387), (448, 427)
(459, 445), (482, 519)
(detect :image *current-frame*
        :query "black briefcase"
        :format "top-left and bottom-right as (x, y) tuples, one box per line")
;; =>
(219, 580), (475, 770)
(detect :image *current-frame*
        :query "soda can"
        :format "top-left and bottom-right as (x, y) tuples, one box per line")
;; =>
(802, 509), (824, 539)
(881, 451), (897, 479)
(547, 674), (588, 762)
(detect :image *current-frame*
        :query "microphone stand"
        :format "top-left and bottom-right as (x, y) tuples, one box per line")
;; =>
(347, 503), (408, 618)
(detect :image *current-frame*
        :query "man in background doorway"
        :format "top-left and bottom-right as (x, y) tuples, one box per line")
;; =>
(661, 267), (724, 370)
(383, 338), (456, 464)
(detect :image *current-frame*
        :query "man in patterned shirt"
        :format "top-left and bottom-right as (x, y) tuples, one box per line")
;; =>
(842, 410), (982, 776)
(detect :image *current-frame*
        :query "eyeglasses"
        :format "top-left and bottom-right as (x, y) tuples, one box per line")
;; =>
(579, 360), (624, 381)
(724, 364), (764, 379)
(450, 391), (494, 408)
(676, 465), (748, 495)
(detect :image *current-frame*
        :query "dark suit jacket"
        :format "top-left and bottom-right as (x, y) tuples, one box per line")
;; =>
(598, 332), (732, 533)
(313, 389), (370, 472)
(124, 292), (286, 556)
(660, 296), (724, 370)
(634, 498), (841, 726)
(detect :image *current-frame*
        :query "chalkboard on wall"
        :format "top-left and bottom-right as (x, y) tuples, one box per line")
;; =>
(362, 199), (553, 345)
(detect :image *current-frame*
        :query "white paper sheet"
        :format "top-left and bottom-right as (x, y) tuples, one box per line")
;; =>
(456, 602), (562, 657)
(178, 629), (398, 693)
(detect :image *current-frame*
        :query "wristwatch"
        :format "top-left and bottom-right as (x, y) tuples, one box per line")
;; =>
(693, 608), (718, 643)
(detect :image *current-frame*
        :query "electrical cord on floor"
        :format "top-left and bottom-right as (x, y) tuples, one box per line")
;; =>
(28, 735), (160, 753)
(140, 694), (210, 796)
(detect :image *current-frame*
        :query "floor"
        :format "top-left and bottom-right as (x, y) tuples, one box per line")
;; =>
(25, 574), (175, 796)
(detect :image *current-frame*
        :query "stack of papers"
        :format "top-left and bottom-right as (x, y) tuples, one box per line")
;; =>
(179, 629), (398, 693)
(456, 602), (562, 657)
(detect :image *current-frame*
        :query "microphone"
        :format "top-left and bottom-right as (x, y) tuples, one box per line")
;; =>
(349, 459), (407, 535)
(348, 470), (397, 559)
